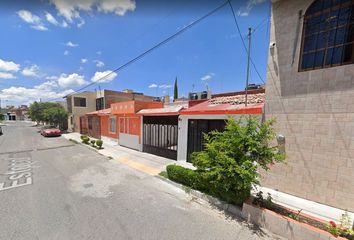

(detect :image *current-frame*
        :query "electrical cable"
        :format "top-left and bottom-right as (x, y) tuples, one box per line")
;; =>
(51, 0), (230, 101)
(227, 0), (265, 84)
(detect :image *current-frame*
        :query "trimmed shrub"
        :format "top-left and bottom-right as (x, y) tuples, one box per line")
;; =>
(96, 139), (103, 149)
(166, 165), (197, 187)
(80, 135), (87, 140)
(82, 136), (90, 144)
(90, 139), (96, 146)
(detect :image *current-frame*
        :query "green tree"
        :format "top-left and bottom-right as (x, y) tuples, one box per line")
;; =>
(43, 106), (68, 129)
(29, 102), (68, 129)
(191, 116), (285, 204)
(173, 77), (178, 101)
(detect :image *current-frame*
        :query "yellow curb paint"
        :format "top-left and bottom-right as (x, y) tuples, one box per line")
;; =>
(116, 157), (160, 176)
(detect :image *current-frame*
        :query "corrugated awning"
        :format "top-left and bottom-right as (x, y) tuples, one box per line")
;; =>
(138, 105), (186, 116)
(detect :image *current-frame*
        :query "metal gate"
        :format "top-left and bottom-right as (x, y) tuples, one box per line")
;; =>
(187, 119), (226, 162)
(143, 116), (178, 160)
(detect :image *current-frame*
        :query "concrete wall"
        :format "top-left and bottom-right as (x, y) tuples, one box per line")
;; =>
(262, 0), (354, 211)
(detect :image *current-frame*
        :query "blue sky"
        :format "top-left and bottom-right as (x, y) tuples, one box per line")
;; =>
(0, 0), (270, 106)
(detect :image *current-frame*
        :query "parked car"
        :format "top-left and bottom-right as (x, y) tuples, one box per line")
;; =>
(39, 125), (55, 135)
(40, 126), (61, 137)
(0, 126), (2, 135)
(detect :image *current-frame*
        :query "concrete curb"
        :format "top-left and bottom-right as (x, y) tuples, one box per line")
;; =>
(155, 175), (243, 218)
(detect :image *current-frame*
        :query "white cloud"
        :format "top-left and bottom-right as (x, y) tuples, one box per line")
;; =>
(57, 73), (87, 88)
(238, 0), (266, 16)
(148, 83), (157, 88)
(66, 41), (79, 47)
(31, 25), (48, 31)
(0, 72), (16, 79)
(45, 11), (69, 28)
(77, 18), (85, 28)
(159, 84), (172, 89)
(97, 0), (136, 16)
(49, 0), (136, 27)
(0, 59), (20, 72)
(64, 50), (69, 55)
(0, 81), (74, 105)
(81, 58), (88, 63)
(17, 10), (41, 24)
(17, 10), (48, 31)
(62, 20), (69, 28)
(21, 65), (40, 77)
(94, 60), (105, 67)
(45, 11), (59, 25)
(91, 70), (117, 83)
(201, 73), (215, 81)
(46, 75), (59, 80)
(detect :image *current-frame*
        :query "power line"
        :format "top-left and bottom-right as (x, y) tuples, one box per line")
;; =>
(53, 0), (230, 101)
(227, 0), (265, 84)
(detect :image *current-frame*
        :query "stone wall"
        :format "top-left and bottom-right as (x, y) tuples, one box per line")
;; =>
(262, 0), (354, 211)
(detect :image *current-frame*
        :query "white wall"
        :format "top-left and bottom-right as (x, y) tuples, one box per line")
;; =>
(119, 133), (140, 151)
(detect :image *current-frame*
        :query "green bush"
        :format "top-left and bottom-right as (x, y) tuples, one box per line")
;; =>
(166, 165), (197, 187)
(166, 117), (285, 206)
(82, 136), (90, 144)
(80, 135), (87, 140)
(90, 139), (96, 146)
(96, 139), (103, 149)
(191, 116), (285, 205)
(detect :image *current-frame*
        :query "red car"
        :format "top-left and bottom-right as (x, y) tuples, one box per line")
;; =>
(41, 127), (61, 137)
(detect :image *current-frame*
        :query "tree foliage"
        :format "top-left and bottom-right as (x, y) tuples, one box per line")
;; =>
(188, 116), (285, 204)
(173, 77), (178, 101)
(28, 101), (68, 129)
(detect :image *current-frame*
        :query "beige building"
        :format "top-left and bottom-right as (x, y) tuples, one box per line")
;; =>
(66, 89), (155, 133)
(66, 91), (96, 132)
(262, 0), (354, 212)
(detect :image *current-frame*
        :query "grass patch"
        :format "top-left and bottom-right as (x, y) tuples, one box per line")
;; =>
(159, 171), (168, 178)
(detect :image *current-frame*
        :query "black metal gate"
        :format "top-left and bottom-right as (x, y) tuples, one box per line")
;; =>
(187, 119), (226, 162)
(143, 116), (178, 160)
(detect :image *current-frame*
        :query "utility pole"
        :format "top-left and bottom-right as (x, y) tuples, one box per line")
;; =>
(245, 27), (252, 107)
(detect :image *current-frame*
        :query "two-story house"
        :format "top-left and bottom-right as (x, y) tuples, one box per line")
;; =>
(66, 91), (96, 132)
(263, 0), (354, 213)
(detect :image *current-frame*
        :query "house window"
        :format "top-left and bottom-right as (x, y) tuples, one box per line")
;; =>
(96, 97), (104, 110)
(300, 0), (354, 71)
(74, 97), (86, 107)
(109, 117), (116, 133)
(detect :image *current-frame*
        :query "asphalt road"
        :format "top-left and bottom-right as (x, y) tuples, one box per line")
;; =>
(0, 121), (279, 240)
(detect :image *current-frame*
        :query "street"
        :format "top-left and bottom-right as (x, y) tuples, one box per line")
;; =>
(0, 122), (277, 240)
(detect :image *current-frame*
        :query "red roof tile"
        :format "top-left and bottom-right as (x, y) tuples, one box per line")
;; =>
(181, 93), (264, 115)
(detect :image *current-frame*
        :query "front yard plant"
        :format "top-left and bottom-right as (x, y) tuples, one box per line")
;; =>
(81, 135), (90, 144)
(96, 139), (103, 149)
(90, 139), (96, 147)
(166, 116), (285, 205)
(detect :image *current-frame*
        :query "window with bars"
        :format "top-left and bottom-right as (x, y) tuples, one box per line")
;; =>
(300, 0), (354, 71)
(73, 97), (87, 107)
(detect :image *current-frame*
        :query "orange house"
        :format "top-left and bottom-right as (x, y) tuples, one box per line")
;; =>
(108, 101), (163, 150)
(85, 101), (163, 149)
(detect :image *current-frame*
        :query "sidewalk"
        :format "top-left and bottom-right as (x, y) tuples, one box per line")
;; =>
(62, 132), (173, 176)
